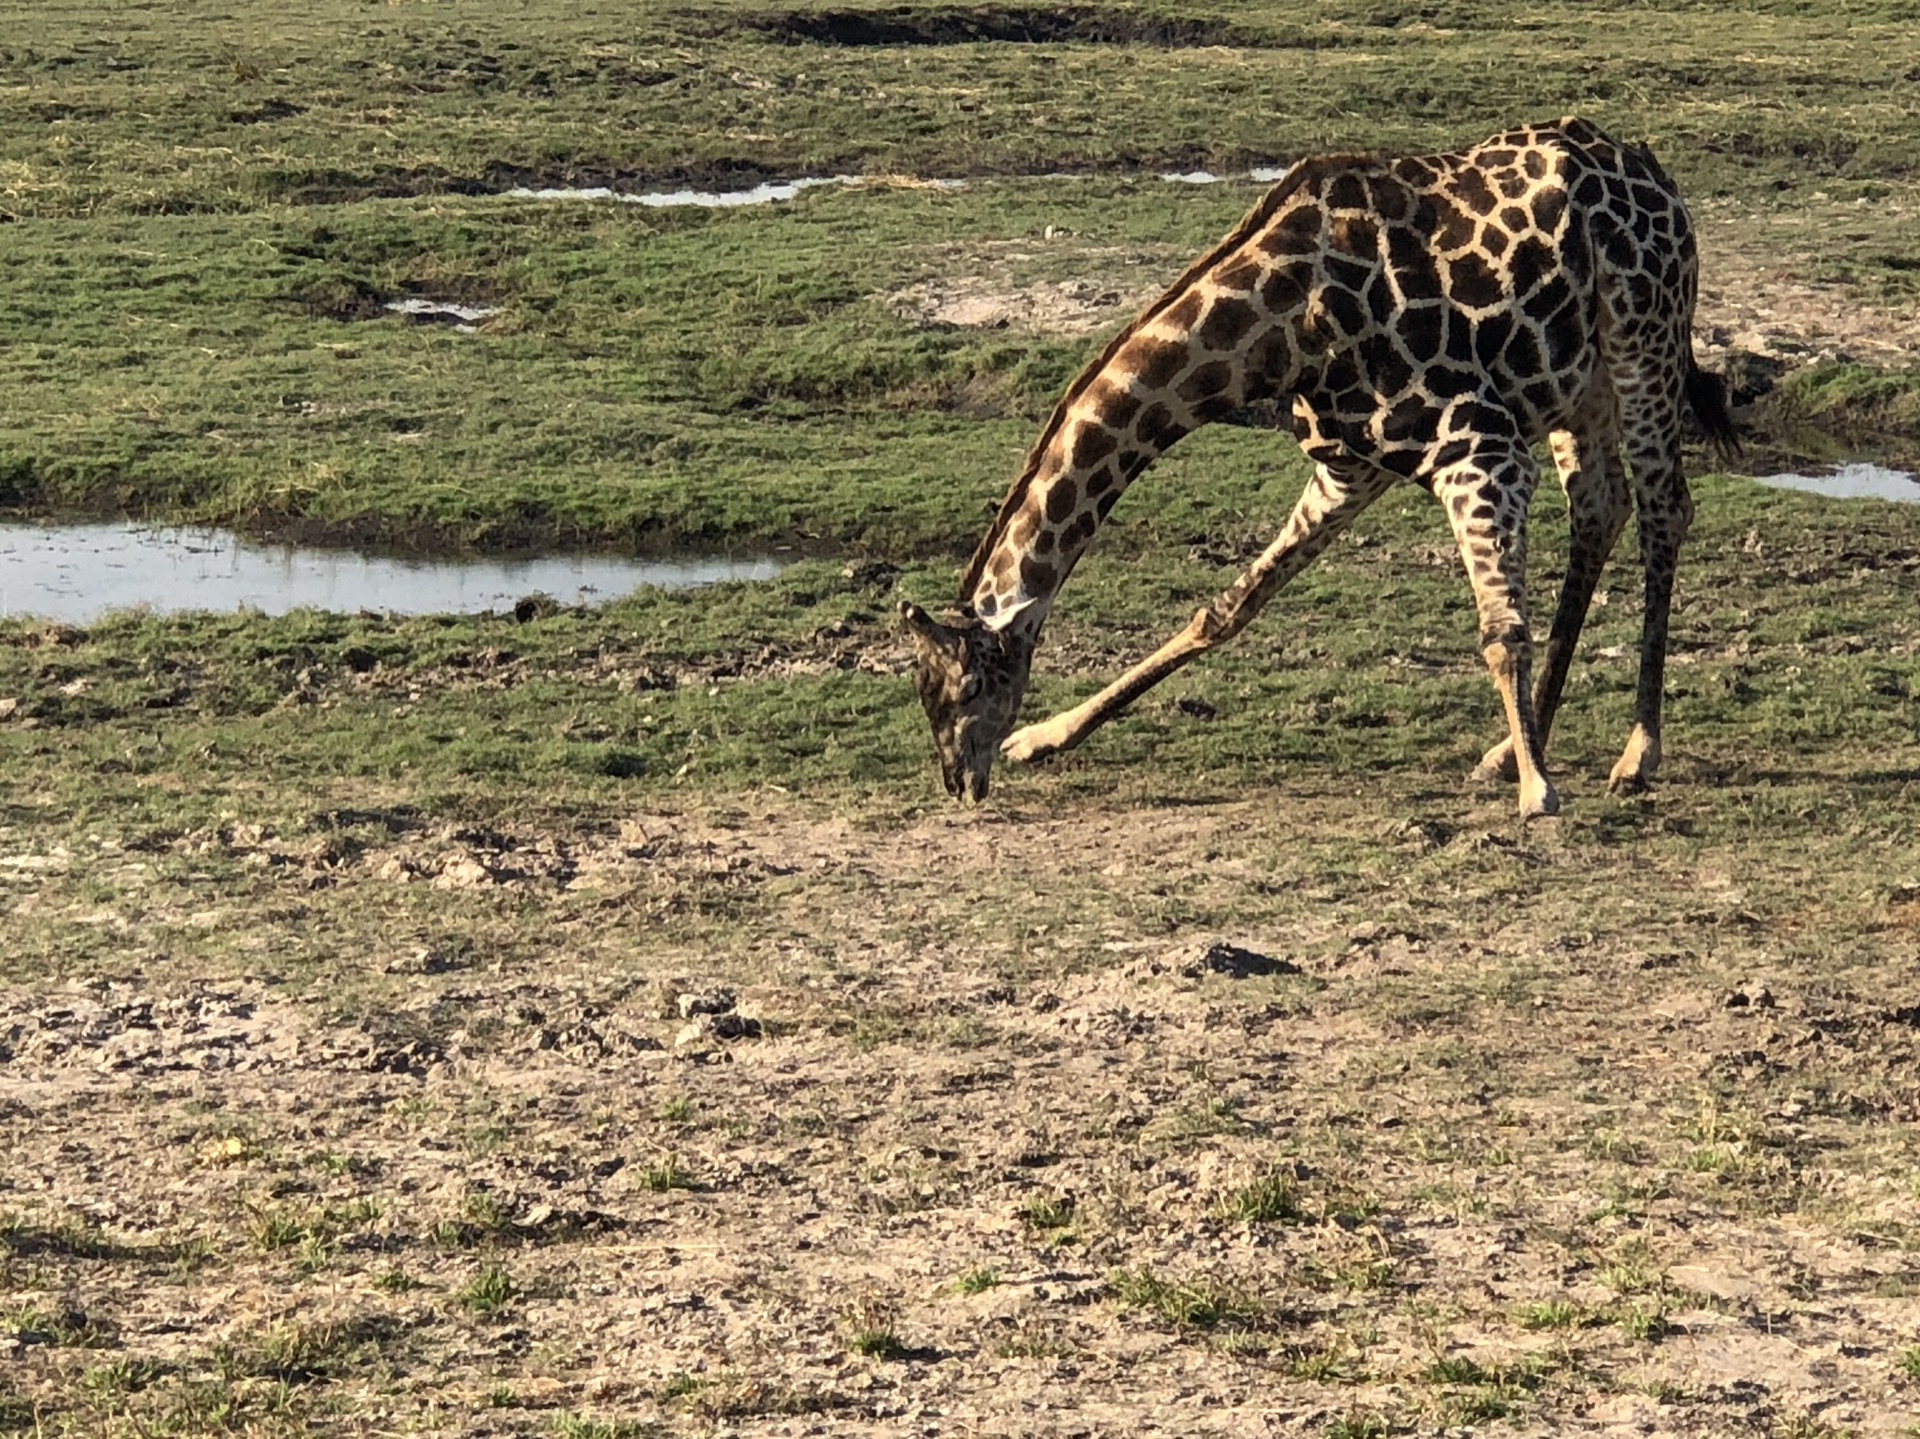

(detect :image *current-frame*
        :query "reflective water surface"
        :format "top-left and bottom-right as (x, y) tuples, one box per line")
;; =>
(1752, 463), (1920, 503)
(0, 525), (782, 624)
(504, 178), (845, 207)
(508, 170), (1290, 207)
(383, 298), (500, 332)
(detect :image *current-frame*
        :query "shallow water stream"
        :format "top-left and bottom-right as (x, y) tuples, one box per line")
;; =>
(1750, 462), (1920, 503)
(502, 169), (1288, 208)
(0, 524), (781, 624)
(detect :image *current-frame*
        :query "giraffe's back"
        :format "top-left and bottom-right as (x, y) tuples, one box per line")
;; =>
(1233, 117), (1700, 481)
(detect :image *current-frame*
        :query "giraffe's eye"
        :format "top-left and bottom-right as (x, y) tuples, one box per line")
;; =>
(957, 674), (982, 704)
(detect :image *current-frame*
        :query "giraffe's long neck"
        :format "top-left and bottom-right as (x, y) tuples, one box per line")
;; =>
(961, 259), (1314, 642)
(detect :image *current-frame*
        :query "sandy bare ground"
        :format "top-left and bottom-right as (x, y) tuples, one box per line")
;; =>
(5, 785), (1920, 1436)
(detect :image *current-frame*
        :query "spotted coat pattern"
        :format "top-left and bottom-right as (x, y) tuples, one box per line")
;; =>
(904, 117), (1736, 815)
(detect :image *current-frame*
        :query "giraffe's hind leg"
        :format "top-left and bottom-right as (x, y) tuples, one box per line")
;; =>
(1474, 406), (1630, 782)
(1002, 457), (1395, 764)
(1608, 376), (1693, 795)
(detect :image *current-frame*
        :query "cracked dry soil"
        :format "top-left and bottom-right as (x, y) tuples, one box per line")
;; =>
(4, 795), (1920, 1436)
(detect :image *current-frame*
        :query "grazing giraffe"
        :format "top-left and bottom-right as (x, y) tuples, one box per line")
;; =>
(904, 116), (1736, 817)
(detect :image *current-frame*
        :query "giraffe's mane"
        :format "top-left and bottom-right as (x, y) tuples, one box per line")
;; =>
(956, 156), (1349, 609)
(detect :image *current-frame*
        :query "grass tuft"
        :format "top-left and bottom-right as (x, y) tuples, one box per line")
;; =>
(456, 1264), (517, 1315)
(1108, 1267), (1271, 1332)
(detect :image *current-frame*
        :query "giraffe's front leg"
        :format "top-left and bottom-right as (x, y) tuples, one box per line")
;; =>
(1007, 457), (1394, 770)
(1436, 452), (1557, 820)
(1472, 736), (1520, 785)
(1003, 607), (1219, 764)
(1002, 713), (1080, 764)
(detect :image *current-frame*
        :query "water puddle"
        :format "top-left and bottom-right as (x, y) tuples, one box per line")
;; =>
(1751, 463), (1920, 503)
(505, 169), (1289, 208)
(0, 524), (781, 624)
(1162, 167), (1291, 185)
(504, 177), (848, 208)
(383, 298), (499, 332)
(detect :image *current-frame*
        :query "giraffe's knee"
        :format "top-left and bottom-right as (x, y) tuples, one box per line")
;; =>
(1186, 606), (1225, 647)
(1478, 622), (1531, 656)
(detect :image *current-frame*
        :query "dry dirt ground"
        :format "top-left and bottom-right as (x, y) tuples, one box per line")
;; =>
(5, 784), (1920, 1437)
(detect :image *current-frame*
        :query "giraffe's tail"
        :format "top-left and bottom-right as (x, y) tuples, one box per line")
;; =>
(1684, 353), (1741, 459)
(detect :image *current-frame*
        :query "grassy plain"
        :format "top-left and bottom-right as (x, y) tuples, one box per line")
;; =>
(5, 1), (1920, 1436)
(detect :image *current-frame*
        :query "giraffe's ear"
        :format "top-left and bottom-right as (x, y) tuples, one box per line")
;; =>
(899, 600), (964, 666)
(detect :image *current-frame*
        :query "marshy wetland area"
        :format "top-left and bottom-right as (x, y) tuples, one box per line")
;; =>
(6, 2), (1920, 1435)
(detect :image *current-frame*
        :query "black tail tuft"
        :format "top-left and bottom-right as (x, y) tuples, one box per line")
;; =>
(1684, 355), (1741, 459)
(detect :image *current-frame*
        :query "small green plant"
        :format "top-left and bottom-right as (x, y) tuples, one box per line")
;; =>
(1517, 1300), (1587, 1331)
(462, 1190), (515, 1233)
(639, 1156), (700, 1192)
(1021, 1193), (1075, 1230)
(848, 1326), (910, 1360)
(1426, 1356), (1492, 1385)
(1899, 1345), (1920, 1380)
(485, 1384), (517, 1408)
(82, 1358), (167, 1395)
(1448, 1387), (1516, 1422)
(1322, 1255), (1397, 1293)
(1158, 1094), (1245, 1142)
(1687, 1143), (1737, 1174)
(553, 1416), (649, 1439)
(1286, 1341), (1365, 1383)
(657, 1095), (696, 1124)
(1221, 1170), (1304, 1224)
(246, 1198), (379, 1259)
(457, 1263), (517, 1315)
(955, 1266), (1002, 1295)
(1108, 1267), (1269, 1332)
(247, 1206), (309, 1253)
(373, 1268), (421, 1293)
(1617, 1304), (1670, 1343)
(1422, 1353), (1550, 1425)
(211, 1318), (383, 1384)
(1324, 1412), (1389, 1439)
(6, 1303), (115, 1348)
(1597, 1259), (1663, 1296)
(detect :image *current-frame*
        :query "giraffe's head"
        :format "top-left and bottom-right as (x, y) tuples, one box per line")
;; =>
(900, 601), (1031, 804)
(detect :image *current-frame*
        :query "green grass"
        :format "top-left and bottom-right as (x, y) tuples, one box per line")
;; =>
(847, 1326), (911, 1360)
(7, 0), (1920, 220)
(454, 1264), (516, 1315)
(1515, 1300), (1589, 1331)
(4, 1), (1920, 545)
(638, 1157), (701, 1193)
(2, 467), (1917, 991)
(954, 1266), (1003, 1295)
(4, 9), (1920, 1433)
(1221, 1169), (1306, 1224)
(1109, 1266), (1272, 1331)
(1021, 1193), (1076, 1230)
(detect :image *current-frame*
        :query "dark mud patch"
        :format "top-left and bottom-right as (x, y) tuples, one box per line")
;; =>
(250, 162), (498, 208)
(737, 5), (1265, 48)
(227, 97), (305, 125)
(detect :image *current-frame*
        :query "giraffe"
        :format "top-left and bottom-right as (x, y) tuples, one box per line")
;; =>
(904, 116), (1736, 818)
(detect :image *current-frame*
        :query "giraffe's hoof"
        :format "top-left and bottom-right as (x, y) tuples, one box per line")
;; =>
(1472, 739), (1519, 785)
(1608, 729), (1660, 794)
(1606, 768), (1651, 797)
(1519, 784), (1560, 820)
(1001, 725), (1060, 765)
